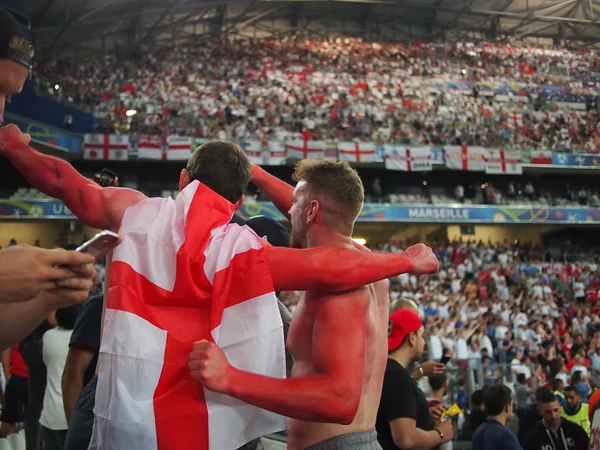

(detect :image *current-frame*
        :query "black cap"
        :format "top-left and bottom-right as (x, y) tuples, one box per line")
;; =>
(0, 8), (34, 69)
(231, 214), (290, 248)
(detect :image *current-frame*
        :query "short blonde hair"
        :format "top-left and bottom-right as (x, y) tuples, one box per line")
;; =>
(293, 159), (364, 232)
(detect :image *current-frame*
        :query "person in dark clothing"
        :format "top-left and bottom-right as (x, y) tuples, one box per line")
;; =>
(522, 390), (589, 450)
(376, 309), (453, 450)
(62, 293), (103, 450)
(518, 387), (553, 442)
(63, 214), (294, 450)
(459, 388), (488, 440)
(19, 320), (52, 450)
(473, 384), (522, 450)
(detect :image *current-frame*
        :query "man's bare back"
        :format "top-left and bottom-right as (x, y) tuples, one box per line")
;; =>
(287, 245), (390, 450)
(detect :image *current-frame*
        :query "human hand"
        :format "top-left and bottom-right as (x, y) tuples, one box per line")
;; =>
(430, 403), (447, 422)
(189, 340), (232, 394)
(0, 124), (31, 153)
(404, 244), (439, 275)
(436, 419), (454, 443)
(0, 245), (95, 304)
(420, 360), (446, 377)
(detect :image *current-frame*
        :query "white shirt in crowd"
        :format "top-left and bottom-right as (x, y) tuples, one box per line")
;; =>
(574, 281), (585, 298)
(429, 335), (444, 361)
(495, 325), (509, 341)
(40, 327), (73, 431)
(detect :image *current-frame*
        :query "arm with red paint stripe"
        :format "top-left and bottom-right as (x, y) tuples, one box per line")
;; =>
(250, 164), (293, 220)
(0, 125), (146, 230)
(264, 243), (438, 292)
(190, 287), (369, 423)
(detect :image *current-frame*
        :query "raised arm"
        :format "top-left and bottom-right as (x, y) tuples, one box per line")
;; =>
(0, 125), (145, 230)
(264, 243), (437, 292)
(251, 164), (293, 220)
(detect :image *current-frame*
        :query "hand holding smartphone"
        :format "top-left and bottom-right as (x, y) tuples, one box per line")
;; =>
(76, 230), (121, 258)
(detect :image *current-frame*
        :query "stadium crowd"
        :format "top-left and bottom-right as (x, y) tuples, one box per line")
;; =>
(36, 40), (600, 153)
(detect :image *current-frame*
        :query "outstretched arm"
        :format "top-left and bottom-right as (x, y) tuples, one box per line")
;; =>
(0, 125), (145, 230)
(190, 288), (369, 423)
(264, 243), (437, 292)
(251, 164), (293, 220)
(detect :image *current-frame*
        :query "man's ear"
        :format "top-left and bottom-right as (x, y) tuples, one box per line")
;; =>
(306, 199), (320, 224)
(179, 169), (191, 191)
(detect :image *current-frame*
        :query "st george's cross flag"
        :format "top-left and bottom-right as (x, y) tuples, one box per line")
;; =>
(89, 180), (286, 450)
(83, 134), (129, 161)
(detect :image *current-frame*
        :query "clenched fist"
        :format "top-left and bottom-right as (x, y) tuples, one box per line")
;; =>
(404, 244), (439, 275)
(189, 340), (232, 394)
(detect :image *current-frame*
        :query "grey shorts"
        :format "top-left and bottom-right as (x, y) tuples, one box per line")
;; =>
(305, 430), (382, 450)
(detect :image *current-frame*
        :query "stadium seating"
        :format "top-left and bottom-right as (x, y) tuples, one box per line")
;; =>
(34, 40), (600, 153)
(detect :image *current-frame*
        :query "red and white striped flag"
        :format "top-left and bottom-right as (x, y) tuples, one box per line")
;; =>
(529, 150), (553, 165)
(89, 181), (286, 450)
(383, 146), (432, 171)
(266, 141), (286, 165)
(285, 140), (325, 159)
(338, 141), (377, 163)
(166, 136), (194, 161)
(243, 140), (264, 165)
(137, 136), (166, 160)
(485, 150), (523, 174)
(83, 134), (129, 160)
(444, 145), (487, 171)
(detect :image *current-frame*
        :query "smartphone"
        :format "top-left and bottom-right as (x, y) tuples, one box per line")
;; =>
(440, 355), (451, 365)
(76, 230), (120, 258)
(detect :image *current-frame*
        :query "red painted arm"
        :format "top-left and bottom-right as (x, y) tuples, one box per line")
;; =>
(264, 245), (415, 292)
(251, 164), (293, 220)
(224, 288), (368, 423)
(0, 125), (145, 230)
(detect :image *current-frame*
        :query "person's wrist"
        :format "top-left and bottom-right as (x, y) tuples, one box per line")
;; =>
(433, 427), (444, 442)
(418, 365), (424, 377)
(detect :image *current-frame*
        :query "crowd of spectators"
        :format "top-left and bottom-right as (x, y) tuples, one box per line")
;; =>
(35, 39), (600, 153)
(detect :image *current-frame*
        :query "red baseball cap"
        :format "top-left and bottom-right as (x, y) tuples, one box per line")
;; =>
(388, 309), (423, 352)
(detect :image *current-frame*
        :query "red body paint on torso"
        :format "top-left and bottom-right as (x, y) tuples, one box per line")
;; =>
(286, 250), (390, 449)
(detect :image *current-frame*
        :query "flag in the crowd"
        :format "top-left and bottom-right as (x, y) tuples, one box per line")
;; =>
(507, 113), (523, 129)
(137, 136), (166, 160)
(529, 150), (553, 165)
(285, 140), (325, 159)
(444, 146), (487, 171)
(83, 134), (129, 160)
(166, 136), (194, 161)
(338, 142), (377, 163)
(485, 150), (523, 174)
(243, 140), (264, 165)
(90, 180), (286, 450)
(383, 146), (433, 171)
(266, 141), (286, 165)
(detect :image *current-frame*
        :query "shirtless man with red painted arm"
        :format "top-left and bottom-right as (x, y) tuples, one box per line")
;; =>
(189, 160), (438, 450)
(0, 124), (431, 296)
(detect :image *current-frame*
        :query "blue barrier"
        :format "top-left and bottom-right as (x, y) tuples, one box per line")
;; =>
(2, 199), (600, 224)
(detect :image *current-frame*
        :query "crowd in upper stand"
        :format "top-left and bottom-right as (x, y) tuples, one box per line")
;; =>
(34, 39), (600, 153)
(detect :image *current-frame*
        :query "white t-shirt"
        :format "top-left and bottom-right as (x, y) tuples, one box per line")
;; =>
(429, 335), (444, 361)
(570, 364), (589, 379)
(40, 328), (73, 431)
(574, 282), (585, 298)
(456, 338), (469, 360)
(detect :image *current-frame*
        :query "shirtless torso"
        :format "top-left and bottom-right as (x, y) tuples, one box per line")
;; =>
(287, 250), (390, 450)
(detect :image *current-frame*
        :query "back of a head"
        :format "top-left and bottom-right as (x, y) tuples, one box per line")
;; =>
(186, 141), (251, 204)
(55, 305), (79, 330)
(484, 384), (512, 416)
(471, 389), (485, 408)
(551, 378), (564, 392)
(517, 373), (527, 385)
(428, 373), (447, 392)
(293, 159), (364, 233)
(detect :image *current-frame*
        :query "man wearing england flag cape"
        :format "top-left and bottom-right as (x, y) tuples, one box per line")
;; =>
(0, 124), (437, 450)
